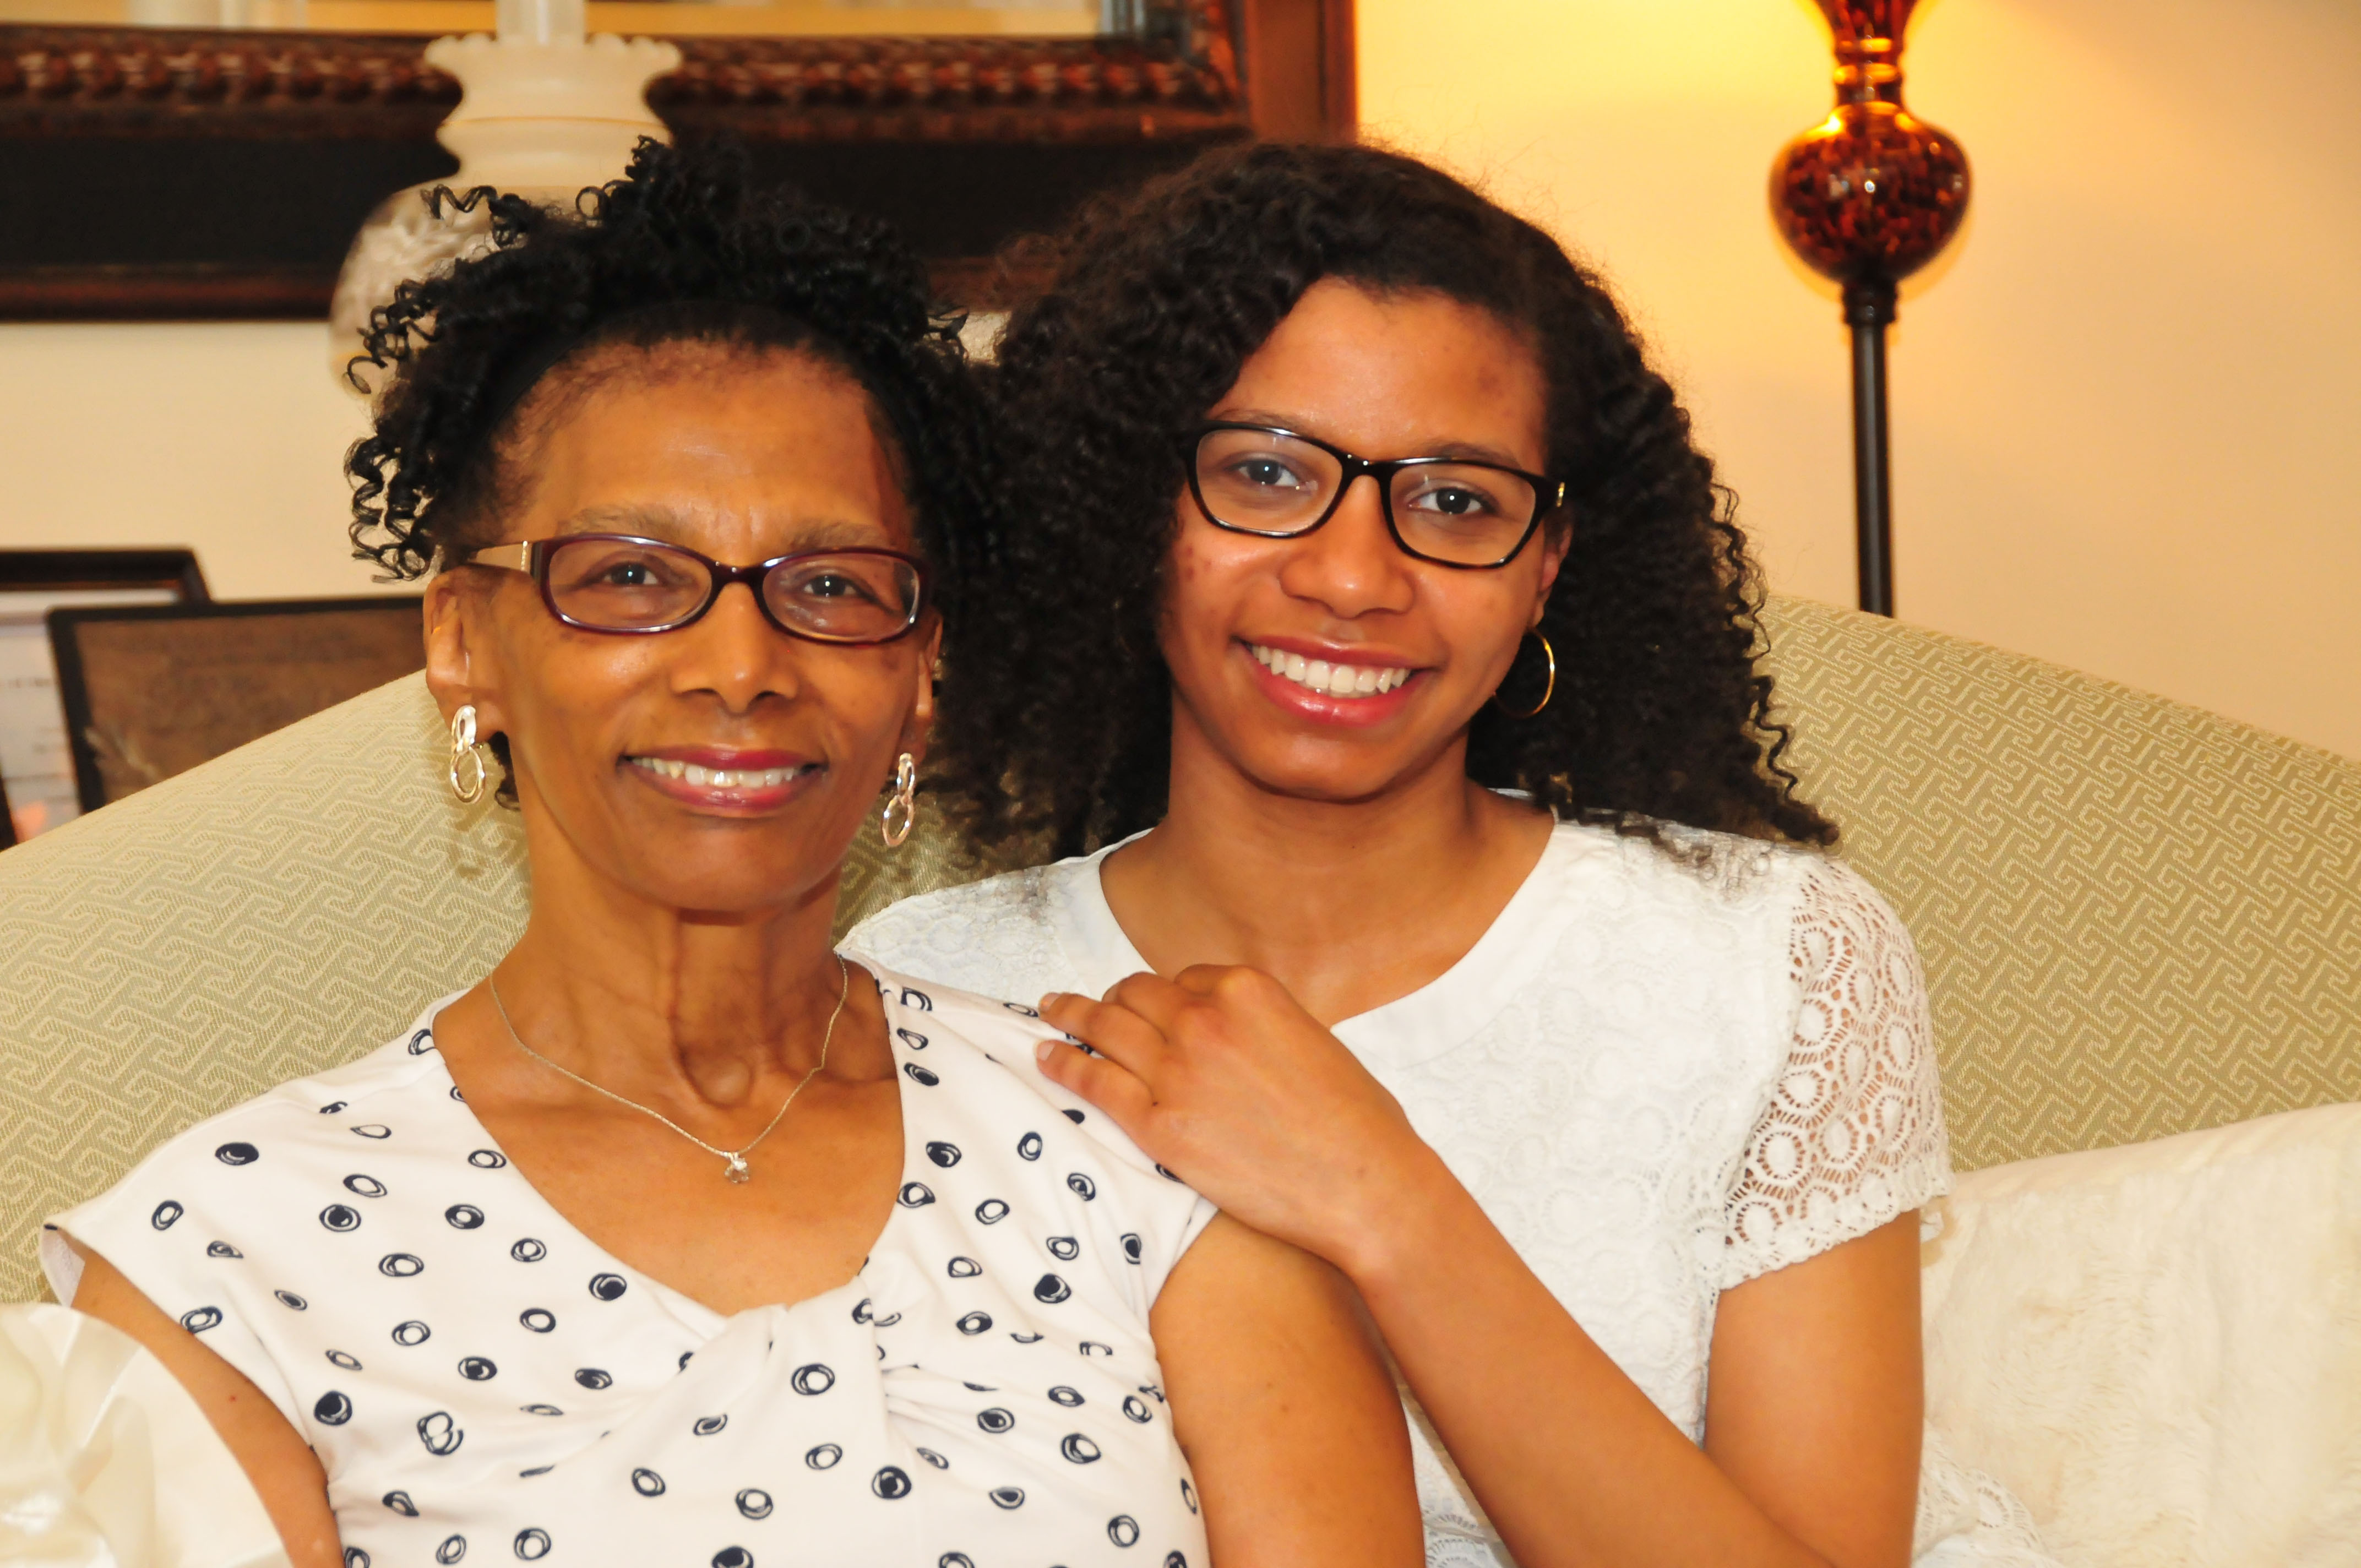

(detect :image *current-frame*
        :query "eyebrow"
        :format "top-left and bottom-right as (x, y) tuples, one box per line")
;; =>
(554, 505), (890, 553)
(1215, 410), (1539, 472)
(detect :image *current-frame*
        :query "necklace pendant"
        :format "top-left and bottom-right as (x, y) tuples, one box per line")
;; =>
(723, 1153), (752, 1184)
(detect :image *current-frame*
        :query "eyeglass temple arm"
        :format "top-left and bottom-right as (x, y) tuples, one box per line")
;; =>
(463, 542), (534, 573)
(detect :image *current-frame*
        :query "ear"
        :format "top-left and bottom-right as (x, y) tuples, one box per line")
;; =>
(896, 616), (944, 765)
(422, 571), (511, 736)
(1528, 512), (1573, 629)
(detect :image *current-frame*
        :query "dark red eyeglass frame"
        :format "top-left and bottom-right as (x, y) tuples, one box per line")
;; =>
(463, 535), (931, 645)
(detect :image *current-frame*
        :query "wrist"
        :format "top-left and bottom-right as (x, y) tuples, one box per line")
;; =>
(1327, 1135), (1468, 1289)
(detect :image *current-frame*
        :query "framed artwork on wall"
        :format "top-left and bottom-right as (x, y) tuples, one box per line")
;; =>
(0, 548), (209, 847)
(47, 595), (427, 813)
(0, 0), (1353, 319)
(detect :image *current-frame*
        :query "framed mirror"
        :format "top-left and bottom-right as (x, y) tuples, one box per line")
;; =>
(0, 0), (1351, 317)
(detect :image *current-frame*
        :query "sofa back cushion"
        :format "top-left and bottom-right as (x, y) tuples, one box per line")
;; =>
(1763, 596), (2361, 1171)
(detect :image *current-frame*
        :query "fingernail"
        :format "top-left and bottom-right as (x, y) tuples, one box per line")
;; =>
(1035, 1039), (1056, 1063)
(1040, 992), (1066, 1009)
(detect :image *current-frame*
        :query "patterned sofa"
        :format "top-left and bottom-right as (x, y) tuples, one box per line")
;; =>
(4, 595), (2357, 1562)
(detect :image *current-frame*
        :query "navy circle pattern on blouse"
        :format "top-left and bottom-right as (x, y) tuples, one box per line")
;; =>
(53, 968), (1212, 1566)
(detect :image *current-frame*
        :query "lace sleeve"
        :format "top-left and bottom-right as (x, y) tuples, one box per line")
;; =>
(1718, 858), (1951, 1288)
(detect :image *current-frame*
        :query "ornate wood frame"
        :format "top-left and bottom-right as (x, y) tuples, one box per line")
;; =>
(0, 0), (1351, 319)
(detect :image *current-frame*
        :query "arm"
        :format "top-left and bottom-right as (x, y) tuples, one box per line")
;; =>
(1150, 1211), (1425, 1568)
(1041, 968), (1922, 1568)
(60, 1234), (342, 1568)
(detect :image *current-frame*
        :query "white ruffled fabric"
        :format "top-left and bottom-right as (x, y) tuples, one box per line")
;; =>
(0, 1303), (285, 1568)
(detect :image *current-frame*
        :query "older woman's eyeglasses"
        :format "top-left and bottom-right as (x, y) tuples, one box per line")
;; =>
(1187, 423), (1568, 570)
(463, 536), (928, 645)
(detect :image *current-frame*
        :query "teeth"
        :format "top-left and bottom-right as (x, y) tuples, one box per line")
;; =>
(1247, 644), (1411, 699)
(630, 758), (806, 790)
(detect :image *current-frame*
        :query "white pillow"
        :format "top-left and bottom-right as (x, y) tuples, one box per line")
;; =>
(0, 1303), (286, 1568)
(1922, 1102), (2361, 1566)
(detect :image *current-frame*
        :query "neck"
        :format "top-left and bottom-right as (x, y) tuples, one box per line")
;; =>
(493, 817), (852, 1110)
(1104, 701), (1550, 1022)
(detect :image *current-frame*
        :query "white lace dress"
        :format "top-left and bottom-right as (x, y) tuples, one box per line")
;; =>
(44, 968), (1215, 1568)
(847, 821), (2057, 1567)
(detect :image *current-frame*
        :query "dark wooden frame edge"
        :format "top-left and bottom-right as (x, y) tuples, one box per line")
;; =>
(1, 0), (1354, 320)
(0, 546), (211, 599)
(0, 548), (209, 845)
(47, 593), (421, 813)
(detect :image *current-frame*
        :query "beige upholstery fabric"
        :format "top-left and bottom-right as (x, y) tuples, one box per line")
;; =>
(1761, 596), (2361, 1173)
(3, 596), (2355, 1302)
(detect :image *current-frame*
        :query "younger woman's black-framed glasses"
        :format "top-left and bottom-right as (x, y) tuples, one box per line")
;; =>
(1186, 422), (1569, 570)
(464, 535), (928, 645)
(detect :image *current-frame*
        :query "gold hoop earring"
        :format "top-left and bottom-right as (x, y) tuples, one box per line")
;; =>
(1492, 631), (1556, 720)
(448, 704), (488, 804)
(880, 752), (917, 847)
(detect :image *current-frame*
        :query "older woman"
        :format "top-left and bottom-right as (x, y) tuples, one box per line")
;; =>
(41, 145), (1419, 1568)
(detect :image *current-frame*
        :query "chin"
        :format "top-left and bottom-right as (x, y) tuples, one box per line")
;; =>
(1236, 739), (1428, 807)
(623, 850), (842, 918)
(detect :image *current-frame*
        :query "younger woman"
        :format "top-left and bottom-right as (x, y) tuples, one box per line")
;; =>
(852, 143), (2047, 1568)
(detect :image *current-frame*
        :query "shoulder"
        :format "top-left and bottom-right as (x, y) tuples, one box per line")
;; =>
(867, 965), (1214, 1305)
(868, 963), (1184, 1185)
(1777, 852), (1923, 987)
(844, 860), (1080, 995)
(50, 1001), (455, 1251)
(1533, 818), (1824, 942)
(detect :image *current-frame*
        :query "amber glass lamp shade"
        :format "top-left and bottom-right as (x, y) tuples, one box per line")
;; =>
(1770, 1), (1970, 284)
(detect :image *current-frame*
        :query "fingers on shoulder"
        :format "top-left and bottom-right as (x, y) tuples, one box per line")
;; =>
(1037, 1035), (1157, 1121)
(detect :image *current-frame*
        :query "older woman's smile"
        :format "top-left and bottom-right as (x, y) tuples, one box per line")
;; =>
(624, 745), (823, 809)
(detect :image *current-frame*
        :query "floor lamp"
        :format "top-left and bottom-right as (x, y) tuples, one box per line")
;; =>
(1770, 1), (1970, 617)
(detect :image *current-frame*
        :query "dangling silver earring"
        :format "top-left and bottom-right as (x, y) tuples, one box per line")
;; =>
(448, 704), (489, 804)
(1492, 631), (1557, 720)
(880, 752), (917, 847)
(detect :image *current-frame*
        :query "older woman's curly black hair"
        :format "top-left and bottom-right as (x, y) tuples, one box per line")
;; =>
(947, 140), (1834, 854)
(347, 137), (994, 613)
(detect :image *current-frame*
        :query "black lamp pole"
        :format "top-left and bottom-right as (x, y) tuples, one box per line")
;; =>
(1845, 276), (1898, 617)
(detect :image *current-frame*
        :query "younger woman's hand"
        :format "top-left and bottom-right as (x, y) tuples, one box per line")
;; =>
(1036, 968), (1444, 1275)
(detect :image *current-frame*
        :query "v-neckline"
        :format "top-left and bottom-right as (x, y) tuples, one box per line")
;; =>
(414, 973), (929, 1335)
(1050, 821), (1608, 1072)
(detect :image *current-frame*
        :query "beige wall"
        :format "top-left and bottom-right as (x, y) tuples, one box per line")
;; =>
(4, 0), (2356, 755)
(0, 322), (388, 600)
(1361, 0), (2361, 760)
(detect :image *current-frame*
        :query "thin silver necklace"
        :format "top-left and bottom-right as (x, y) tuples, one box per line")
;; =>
(488, 955), (850, 1185)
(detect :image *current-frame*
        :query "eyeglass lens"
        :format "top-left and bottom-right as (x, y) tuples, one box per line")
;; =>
(543, 537), (921, 641)
(1194, 427), (1541, 567)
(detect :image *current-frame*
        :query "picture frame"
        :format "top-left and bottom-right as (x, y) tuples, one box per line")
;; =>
(0, 547), (209, 847)
(0, 0), (1353, 320)
(47, 594), (427, 813)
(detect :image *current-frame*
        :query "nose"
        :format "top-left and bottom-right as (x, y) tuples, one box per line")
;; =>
(1274, 473), (1417, 618)
(667, 578), (803, 712)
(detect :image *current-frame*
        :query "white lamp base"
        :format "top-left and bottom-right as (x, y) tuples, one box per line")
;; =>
(329, 32), (682, 395)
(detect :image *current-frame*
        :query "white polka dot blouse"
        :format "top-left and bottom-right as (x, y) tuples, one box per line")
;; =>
(44, 967), (1215, 1568)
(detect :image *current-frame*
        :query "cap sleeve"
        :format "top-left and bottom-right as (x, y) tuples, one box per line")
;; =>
(1718, 858), (1951, 1288)
(42, 1110), (307, 1429)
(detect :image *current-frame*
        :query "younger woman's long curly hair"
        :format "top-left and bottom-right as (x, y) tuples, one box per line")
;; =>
(940, 140), (1834, 856)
